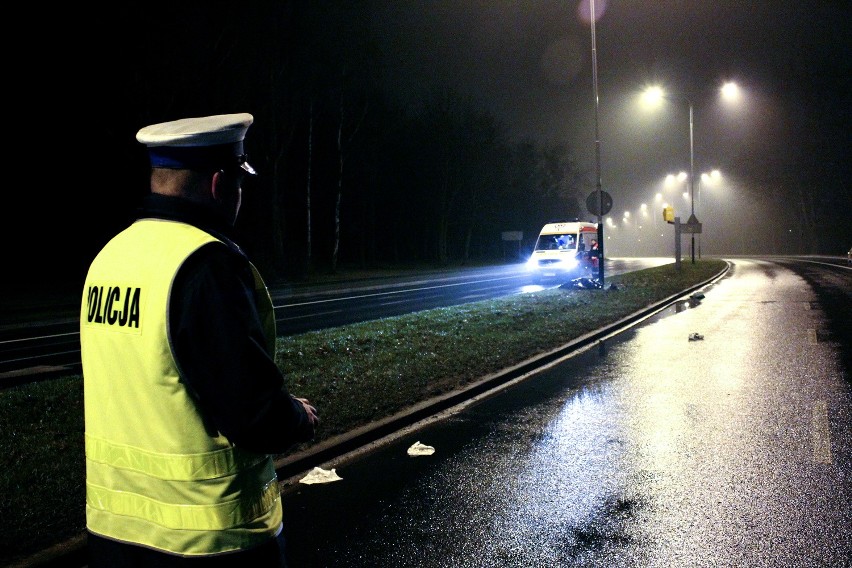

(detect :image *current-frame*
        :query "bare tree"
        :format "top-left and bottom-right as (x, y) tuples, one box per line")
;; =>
(330, 71), (368, 272)
(306, 100), (314, 270)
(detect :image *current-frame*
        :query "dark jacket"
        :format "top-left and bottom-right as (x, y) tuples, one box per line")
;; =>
(143, 193), (315, 453)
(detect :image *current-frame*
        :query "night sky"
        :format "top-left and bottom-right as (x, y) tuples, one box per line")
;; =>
(4, 1), (849, 299)
(365, 1), (850, 249)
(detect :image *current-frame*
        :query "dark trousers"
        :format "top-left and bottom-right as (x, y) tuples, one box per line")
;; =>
(87, 531), (288, 568)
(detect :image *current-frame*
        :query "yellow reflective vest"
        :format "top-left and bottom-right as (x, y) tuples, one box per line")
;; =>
(80, 218), (282, 556)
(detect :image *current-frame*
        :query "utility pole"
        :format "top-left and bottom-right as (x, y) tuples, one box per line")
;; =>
(590, 0), (605, 282)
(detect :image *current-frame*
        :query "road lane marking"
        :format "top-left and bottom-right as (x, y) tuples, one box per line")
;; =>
(378, 299), (411, 307)
(281, 309), (343, 321)
(812, 399), (832, 464)
(807, 329), (818, 345)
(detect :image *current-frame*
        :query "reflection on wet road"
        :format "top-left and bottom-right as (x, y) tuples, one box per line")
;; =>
(282, 259), (852, 567)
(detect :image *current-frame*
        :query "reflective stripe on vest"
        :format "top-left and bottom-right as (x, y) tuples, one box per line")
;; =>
(86, 475), (281, 532)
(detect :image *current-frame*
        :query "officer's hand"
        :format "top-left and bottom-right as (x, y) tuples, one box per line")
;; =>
(294, 396), (319, 427)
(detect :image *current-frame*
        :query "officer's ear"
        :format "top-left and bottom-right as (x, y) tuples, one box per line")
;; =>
(210, 170), (239, 202)
(210, 169), (243, 224)
(210, 170), (226, 201)
(211, 169), (244, 198)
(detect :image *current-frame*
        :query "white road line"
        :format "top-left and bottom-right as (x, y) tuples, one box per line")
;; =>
(812, 399), (832, 464)
(807, 328), (818, 345)
(281, 309), (343, 321)
(377, 299), (411, 307)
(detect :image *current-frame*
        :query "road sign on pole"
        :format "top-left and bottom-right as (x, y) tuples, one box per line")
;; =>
(682, 213), (702, 234)
(587, 190), (613, 217)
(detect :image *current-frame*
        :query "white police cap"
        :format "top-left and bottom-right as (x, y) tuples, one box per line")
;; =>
(136, 113), (256, 175)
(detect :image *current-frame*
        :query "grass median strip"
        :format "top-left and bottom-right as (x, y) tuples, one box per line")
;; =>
(0, 259), (725, 564)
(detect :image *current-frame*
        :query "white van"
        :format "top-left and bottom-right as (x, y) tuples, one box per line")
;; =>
(526, 221), (600, 282)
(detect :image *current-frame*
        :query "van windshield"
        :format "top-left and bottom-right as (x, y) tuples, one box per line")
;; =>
(535, 234), (576, 251)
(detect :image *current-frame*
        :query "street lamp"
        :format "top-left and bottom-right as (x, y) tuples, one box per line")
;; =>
(720, 82), (740, 102)
(663, 172), (690, 216)
(643, 87), (697, 262)
(588, 0), (604, 282)
(641, 83), (739, 263)
(698, 169), (721, 210)
(664, 172), (687, 190)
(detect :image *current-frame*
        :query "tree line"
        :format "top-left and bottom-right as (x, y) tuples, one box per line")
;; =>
(6, 1), (850, 301)
(74, 1), (595, 286)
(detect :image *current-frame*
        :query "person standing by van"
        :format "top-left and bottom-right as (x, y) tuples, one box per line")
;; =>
(81, 113), (319, 567)
(589, 239), (600, 269)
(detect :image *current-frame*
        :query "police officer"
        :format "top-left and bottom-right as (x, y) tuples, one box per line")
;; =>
(81, 113), (319, 567)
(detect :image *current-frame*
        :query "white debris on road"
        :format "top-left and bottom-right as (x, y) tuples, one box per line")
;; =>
(299, 466), (343, 484)
(407, 441), (436, 456)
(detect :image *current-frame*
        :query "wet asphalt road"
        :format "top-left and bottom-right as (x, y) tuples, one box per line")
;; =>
(280, 258), (852, 567)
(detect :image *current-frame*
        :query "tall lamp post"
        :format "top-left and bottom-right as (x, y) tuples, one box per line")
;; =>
(643, 87), (698, 262)
(642, 82), (740, 263)
(589, 0), (604, 282)
(687, 99), (696, 263)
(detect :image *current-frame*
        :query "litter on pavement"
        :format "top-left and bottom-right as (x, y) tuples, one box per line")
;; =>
(407, 441), (436, 456)
(299, 466), (343, 484)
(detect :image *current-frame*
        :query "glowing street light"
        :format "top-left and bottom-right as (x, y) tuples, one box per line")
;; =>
(664, 171), (688, 189)
(662, 172), (691, 208)
(642, 87), (696, 236)
(699, 169), (722, 209)
(720, 81), (740, 102)
(641, 83), (741, 263)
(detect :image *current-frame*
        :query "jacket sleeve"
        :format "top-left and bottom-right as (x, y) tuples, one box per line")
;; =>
(169, 242), (315, 454)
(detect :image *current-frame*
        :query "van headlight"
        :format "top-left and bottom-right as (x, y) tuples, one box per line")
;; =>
(556, 257), (579, 270)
